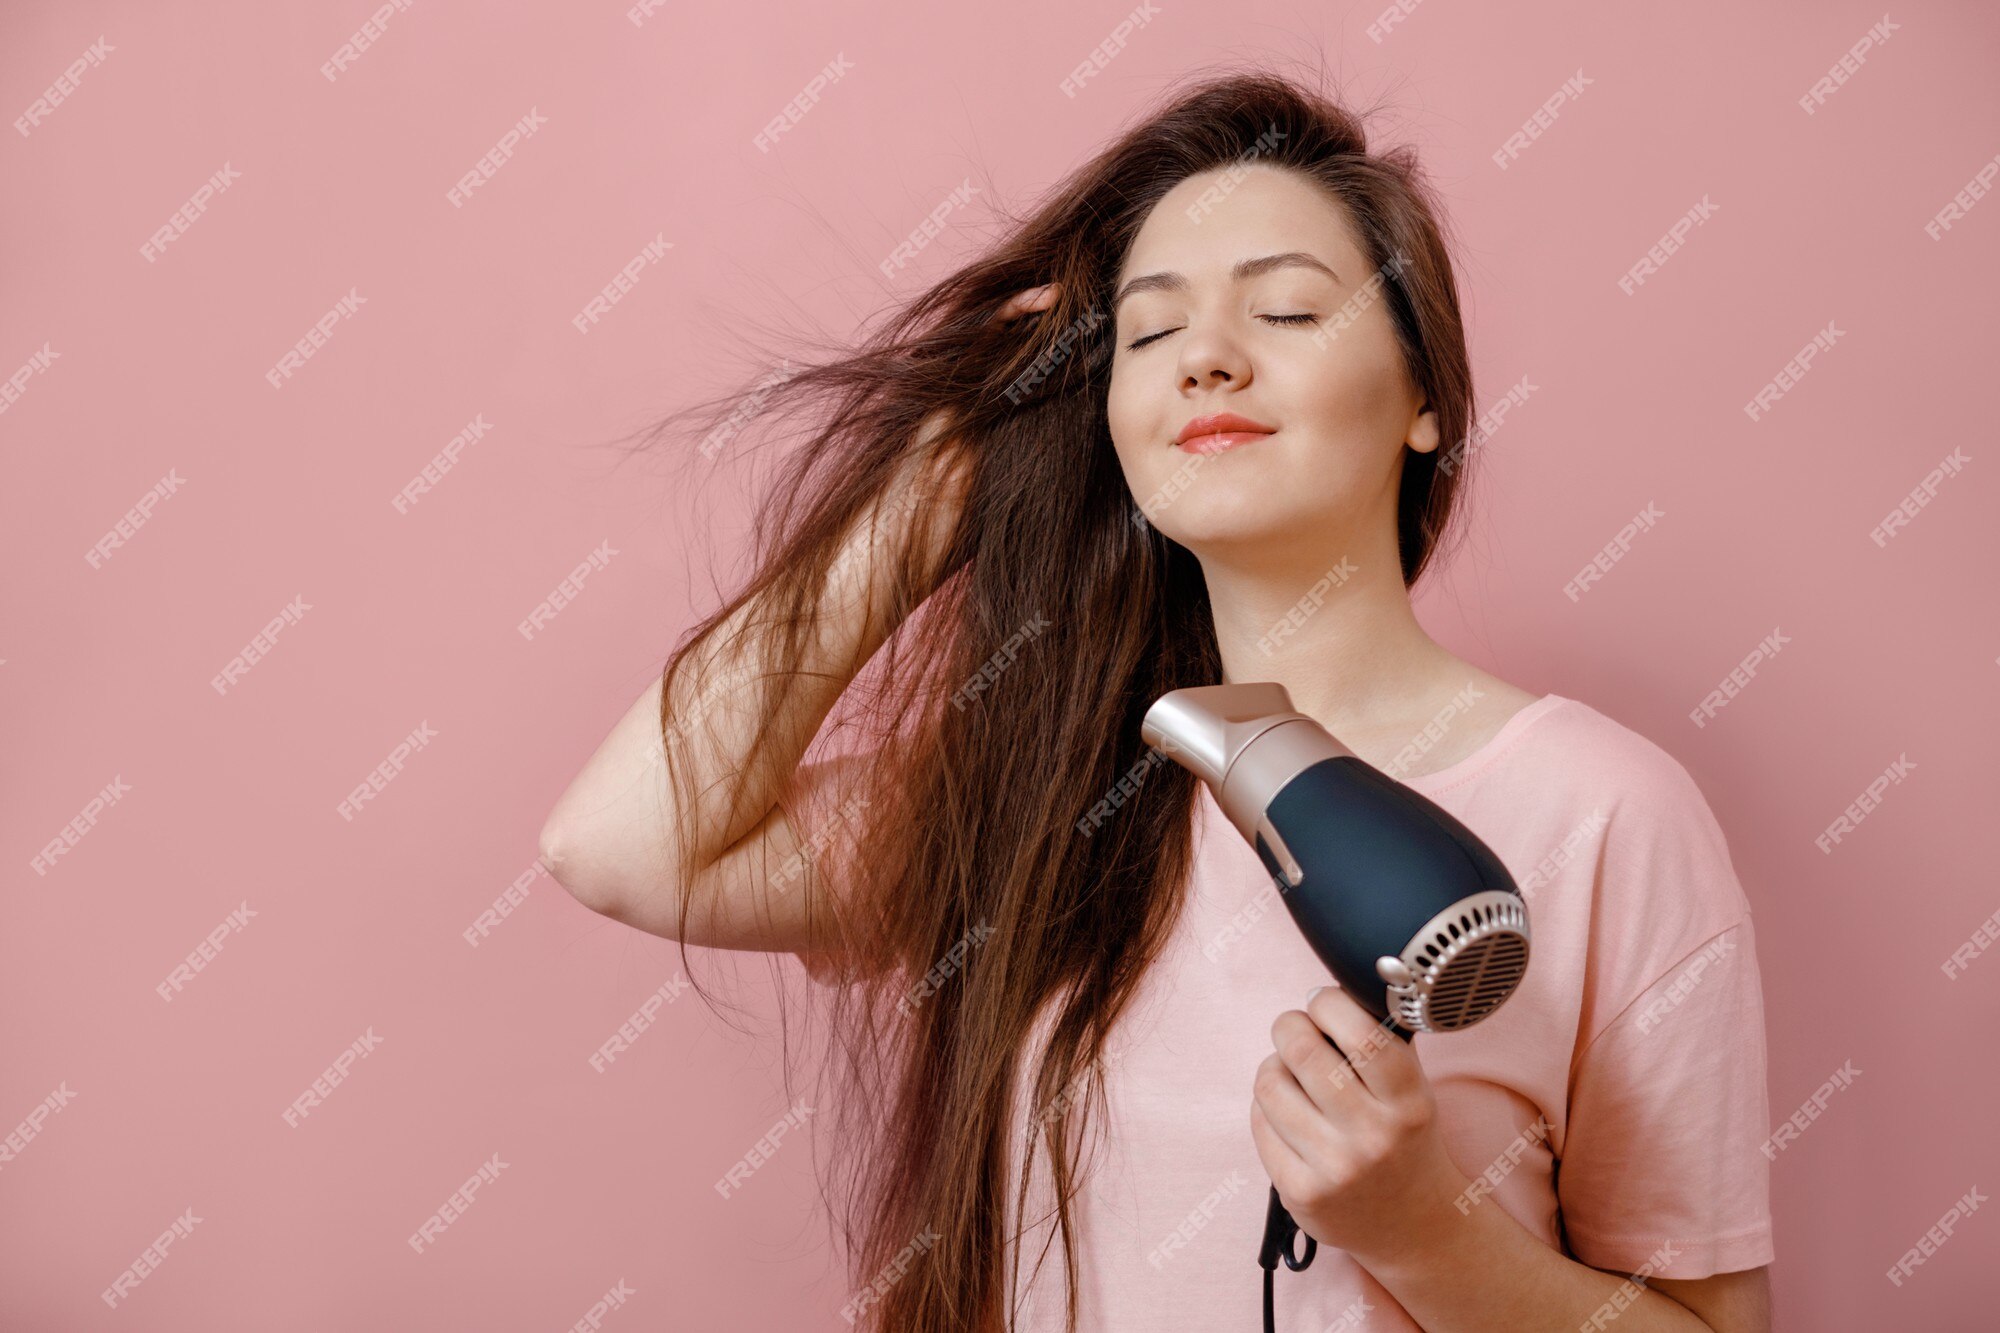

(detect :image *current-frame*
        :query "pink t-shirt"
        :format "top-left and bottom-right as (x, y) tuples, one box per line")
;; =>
(786, 692), (1776, 1328)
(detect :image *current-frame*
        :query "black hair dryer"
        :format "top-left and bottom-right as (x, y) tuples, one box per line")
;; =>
(1141, 683), (1532, 1330)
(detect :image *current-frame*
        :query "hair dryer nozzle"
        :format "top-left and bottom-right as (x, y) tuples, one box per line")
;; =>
(1142, 684), (1354, 843)
(1141, 682), (1301, 787)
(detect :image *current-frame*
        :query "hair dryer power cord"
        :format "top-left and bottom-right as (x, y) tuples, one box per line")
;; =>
(1259, 1181), (1316, 1332)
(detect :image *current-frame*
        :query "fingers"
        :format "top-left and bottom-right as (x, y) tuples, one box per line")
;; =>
(1269, 1009), (1366, 1130)
(1301, 985), (1416, 1103)
(1248, 1095), (1312, 1201)
(996, 283), (1060, 322)
(1252, 1050), (1334, 1167)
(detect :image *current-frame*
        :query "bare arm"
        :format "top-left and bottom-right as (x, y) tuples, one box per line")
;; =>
(541, 283), (1054, 958)
(537, 450), (947, 952)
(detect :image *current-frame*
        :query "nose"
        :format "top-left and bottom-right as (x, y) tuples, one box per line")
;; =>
(1176, 322), (1251, 392)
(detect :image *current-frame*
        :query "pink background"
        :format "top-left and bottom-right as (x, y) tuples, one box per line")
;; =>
(5, 0), (1996, 1327)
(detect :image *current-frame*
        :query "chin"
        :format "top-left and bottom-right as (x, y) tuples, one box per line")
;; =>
(1150, 510), (1290, 554)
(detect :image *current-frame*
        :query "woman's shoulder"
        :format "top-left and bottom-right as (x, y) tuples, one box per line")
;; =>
(1501, 688), (1717, 812)
(1519, 692), (1753, 946)
(1461, 685), (1750, 917)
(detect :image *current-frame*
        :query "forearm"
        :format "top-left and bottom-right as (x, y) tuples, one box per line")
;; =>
(542, 510), (901, 900)
(1349, 1171), (1713, 1333)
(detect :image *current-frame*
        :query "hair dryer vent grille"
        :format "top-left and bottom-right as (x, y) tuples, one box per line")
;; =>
(1393, 891), (1530, 1033)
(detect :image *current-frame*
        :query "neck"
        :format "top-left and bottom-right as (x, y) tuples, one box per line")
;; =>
(1195, 523), (1453, 746)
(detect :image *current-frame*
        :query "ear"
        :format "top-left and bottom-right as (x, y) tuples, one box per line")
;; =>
(1406, 404), (1441, 455)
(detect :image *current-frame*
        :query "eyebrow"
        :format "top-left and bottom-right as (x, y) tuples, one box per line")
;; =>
(1112, 252), (1343, 315)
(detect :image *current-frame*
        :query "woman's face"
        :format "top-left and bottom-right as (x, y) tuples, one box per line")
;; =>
(1105, 165), (1438, 564)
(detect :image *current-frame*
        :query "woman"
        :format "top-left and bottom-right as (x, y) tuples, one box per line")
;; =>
(541, 70), (1774, 1332)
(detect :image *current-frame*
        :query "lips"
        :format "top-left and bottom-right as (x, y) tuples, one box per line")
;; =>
(1175, 411), (1276, 454)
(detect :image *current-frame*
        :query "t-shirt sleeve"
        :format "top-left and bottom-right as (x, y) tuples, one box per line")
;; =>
(1553, 748), (1777, 1278)
(774, 749), (874, 864)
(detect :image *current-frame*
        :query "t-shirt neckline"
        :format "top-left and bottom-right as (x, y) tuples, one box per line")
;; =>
(1190, 692), (1568, 832)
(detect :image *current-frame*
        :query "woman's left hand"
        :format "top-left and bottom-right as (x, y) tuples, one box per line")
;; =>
(1249, 984), (1472, 1265)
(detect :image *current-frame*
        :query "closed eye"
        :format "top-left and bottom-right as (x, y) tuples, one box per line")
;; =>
(1124, 313), (1320, 351)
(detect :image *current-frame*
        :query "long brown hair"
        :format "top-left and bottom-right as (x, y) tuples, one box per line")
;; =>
(635, 66), (1477, 1333)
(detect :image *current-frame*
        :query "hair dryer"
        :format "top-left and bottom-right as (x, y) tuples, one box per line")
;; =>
(1140, 682), (1532, 1331)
